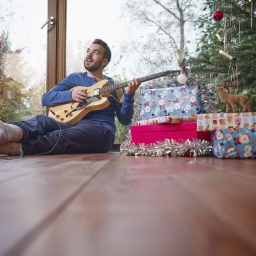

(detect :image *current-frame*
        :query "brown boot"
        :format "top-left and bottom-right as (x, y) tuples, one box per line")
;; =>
(0, 142), (23, 156)
(0, 121), (23, 144)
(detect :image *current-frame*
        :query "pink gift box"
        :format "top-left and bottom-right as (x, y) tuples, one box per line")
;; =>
(131, 122), (211, 144)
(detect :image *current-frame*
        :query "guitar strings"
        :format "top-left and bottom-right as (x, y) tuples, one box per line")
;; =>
(109, 94), (120, 103)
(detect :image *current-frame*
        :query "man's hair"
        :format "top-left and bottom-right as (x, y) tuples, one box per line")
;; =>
(92, 39), (111, 62)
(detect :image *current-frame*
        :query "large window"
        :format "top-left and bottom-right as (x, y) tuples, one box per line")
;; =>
(0, 0), (67, 121)
(0, 0), (48, 121)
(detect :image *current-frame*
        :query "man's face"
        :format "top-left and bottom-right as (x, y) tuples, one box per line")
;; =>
(84, 43), (108, 72)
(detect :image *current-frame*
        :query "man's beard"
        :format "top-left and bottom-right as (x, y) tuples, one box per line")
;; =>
(84, 61), (101, 72)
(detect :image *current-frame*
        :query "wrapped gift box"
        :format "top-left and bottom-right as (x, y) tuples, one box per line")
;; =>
(136, 116), (196, 125)
(212, 128), (256, 159)
(197, 112), (256, 131)
(131, 122), (211, 144)
(138, 85), (201, 122)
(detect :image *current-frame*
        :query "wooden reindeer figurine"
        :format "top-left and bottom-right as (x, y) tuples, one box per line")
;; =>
(217, 86), (252, 113)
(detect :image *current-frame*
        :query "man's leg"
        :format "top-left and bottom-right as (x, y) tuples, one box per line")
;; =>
(0, 115), (70, 156)
(21, 119), (115, 155)
(15, 114), (70, 141)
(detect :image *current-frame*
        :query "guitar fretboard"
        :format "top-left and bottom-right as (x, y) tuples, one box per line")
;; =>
(99, 70), (174, 94)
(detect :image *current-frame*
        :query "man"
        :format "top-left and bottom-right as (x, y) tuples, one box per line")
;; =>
(0, 39), (141, 156)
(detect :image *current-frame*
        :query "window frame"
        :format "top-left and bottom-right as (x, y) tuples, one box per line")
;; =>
(47, 0), (67, 92)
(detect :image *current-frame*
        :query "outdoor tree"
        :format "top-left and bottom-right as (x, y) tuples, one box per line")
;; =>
(0, 32), (29, 122)
(0, 30), (46, 122)
(122, 0), (198, 74)
(0, 4), (46, 122)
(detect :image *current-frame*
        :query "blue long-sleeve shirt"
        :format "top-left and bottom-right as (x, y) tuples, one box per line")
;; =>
(41, 72), (135, 134)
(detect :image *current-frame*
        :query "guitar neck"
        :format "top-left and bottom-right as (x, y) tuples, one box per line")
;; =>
(99, 70), (173, 94)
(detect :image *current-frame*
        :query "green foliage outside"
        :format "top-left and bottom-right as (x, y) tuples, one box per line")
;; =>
(115, 118), (131, 143)
(0, 76), (45, 123)
(0, 77), (26, 122)
(0, 31), (45, 123)
(113, 73), (131, 143)
(0, 32), (26, 122)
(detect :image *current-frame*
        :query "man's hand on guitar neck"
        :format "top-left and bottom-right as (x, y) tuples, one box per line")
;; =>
(72, 87), (88, 102)
(125, 78), (141, 94)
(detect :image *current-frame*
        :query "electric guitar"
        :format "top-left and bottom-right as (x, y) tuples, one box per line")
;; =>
(48, 70), (174, 125)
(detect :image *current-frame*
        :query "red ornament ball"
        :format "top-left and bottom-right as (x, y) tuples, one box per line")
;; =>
(213, 10), (223, 21)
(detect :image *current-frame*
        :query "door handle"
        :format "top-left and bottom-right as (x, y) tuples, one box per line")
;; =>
(41, 16), (55, 29)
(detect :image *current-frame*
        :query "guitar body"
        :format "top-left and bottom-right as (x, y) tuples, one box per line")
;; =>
(48, 80), (111, 125)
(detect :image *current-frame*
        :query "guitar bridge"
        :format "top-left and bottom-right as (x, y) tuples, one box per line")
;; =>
(73, 95), (102, 110)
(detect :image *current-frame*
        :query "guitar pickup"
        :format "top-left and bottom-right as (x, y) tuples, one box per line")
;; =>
(93, 88), (100, 96)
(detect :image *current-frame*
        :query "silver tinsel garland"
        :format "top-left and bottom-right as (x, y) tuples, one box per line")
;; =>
(120, 132), (213, 157)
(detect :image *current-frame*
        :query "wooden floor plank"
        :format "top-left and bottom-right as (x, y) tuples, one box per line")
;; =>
(11, 155), (256, 256)
(0, 154), (113, 182)
(182, 157), (256, 177)
(158, 157), (256, 251)
(0, 153), (115, 256)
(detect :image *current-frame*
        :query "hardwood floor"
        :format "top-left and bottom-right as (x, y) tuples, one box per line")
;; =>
(0, 153), (256, 256)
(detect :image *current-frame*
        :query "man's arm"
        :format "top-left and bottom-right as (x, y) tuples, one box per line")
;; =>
(41, 75), (74, 107)
(115, 78), (141, 125)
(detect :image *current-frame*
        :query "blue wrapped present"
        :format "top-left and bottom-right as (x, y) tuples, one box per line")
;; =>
(138, 85), (201, 122)
(213, 128), (256, 159)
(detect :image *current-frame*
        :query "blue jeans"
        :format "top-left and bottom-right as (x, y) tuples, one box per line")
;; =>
(14, 115), (115, 155)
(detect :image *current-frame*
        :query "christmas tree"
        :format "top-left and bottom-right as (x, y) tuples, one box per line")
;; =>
(189, 0), (256, 112)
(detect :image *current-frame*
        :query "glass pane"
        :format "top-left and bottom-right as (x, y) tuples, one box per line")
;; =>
(66, 0), (129, 77)
(0, 0), (47, 122)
